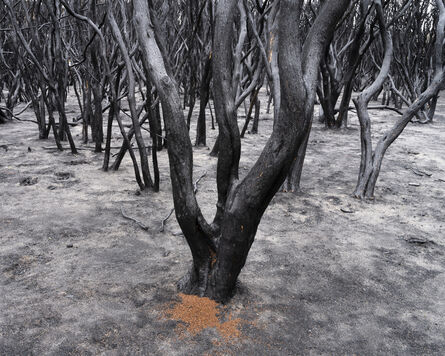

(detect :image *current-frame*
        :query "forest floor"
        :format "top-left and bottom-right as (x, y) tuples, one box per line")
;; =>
(1, 92), (445, 355)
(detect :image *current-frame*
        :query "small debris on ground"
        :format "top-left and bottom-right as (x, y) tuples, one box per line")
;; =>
(408, 182), (421, 187)
(410, 167), (432, 177)
(120, 207), (148, 230)
(404, 237), (435, 246)
(340, 207), (354, 214)
(20, 177), (38, 186)
(66, 159), (89, 166)
(55, 172), (74, 180)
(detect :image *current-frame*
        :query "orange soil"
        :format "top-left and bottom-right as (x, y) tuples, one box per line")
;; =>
(165, 293), (242, 340)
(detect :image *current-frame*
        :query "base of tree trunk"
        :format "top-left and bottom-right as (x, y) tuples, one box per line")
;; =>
(177, 261), (239, 303)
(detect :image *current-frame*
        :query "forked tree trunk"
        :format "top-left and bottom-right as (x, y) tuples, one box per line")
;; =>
(54, 94), (77, 154)
(240, 89), (260, 137)
(354, 0), (445, 199)
(108, 8), (153, 189)
(135, 0), (349, 301)
(317, 59), (342, 128)
(353, 1), (392, 199)
(44, 95), (63, 151)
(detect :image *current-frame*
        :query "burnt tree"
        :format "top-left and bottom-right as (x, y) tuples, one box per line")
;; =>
(134, 0), (350, 301)
(353, 0), (445, 199)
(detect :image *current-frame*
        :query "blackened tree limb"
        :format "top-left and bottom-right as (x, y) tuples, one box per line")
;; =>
(353, 0), (393, 199)
(134, 0), (217, 296)
(209, 0), (351, 300)
(108, 6), (153, 189)
(211, 0), (242, 229)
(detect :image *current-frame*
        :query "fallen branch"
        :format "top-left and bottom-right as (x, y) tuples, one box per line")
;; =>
(0, 101), (33, 120)
(120, 207), (148, 231)
(346, 105), (403, 115)
(411, 168), (432, 177)
(367, 106), (403, 115)
(404, 236), (435, 245)
(54, 122), (79, 127)
(340, 207), (354, 214)
(11, 117), (38, 124)
(43, 145), (134, 151)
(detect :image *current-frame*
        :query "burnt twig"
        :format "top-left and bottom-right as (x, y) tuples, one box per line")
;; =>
(193, 171), (207, 194)
(120, 207), (148, 231)
(160, 171), (207, 232)
(159, 208), (174, 233)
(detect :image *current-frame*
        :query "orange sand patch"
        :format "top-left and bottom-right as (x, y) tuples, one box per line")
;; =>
(165, 293), (242, 340)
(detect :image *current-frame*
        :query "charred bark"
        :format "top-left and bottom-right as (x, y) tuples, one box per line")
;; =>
(196, 55), (212, 147)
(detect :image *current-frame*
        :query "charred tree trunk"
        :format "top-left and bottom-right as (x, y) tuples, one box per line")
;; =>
(209, 135), (220, 157)
(240, 89), (260, 137)
(354, 0), (445, 199)
(186, 77), (197, 130)
(335, 2), (372, 128)
(44, 94), (63, 151)
(135, 0), (349, 301)
(317, 59), (341, 128)
(426, 94), (439, 122)
(154, 100), (164, 151)
(196, 56), (212, 146)
(91, 85), (104, 153)
(353, 1), (393, 199)
(110, 113), (149, 171)
(283, 129), (310, 193)
(251, 98), (260, 134)
(33, 93), (47, 139)
(82, 82), (92, 144)
(108, 7), (153, 189)
(0, 109), (8, 124)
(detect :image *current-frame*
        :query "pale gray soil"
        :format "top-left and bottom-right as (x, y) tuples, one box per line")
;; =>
(1, 93), (445, 355)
